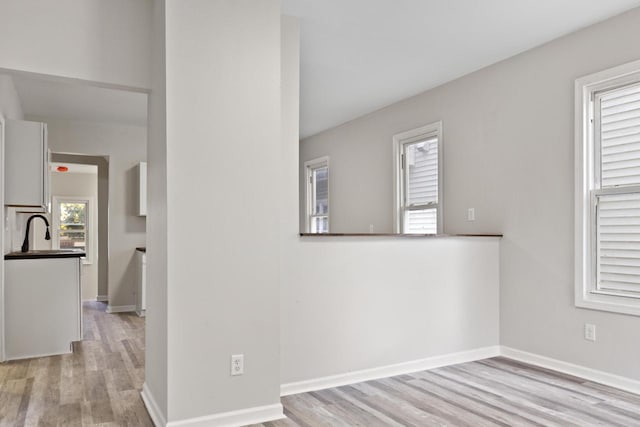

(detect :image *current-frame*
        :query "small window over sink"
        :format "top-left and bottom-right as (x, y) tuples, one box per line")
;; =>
(53, 197), (92, 263)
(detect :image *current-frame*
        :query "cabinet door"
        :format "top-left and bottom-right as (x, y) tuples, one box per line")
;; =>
(5, 258), (81, 360)
(5, 120), (48, 208)
(44, 141), (51, 212)
(136, 251), (147, 316)
(138, 162), (147, 216)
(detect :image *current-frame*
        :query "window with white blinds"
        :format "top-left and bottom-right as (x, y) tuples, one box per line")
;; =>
(394, 122), (443, 234)
(594, 82), (640, 298)
(576, 61), (640, 316)
(598, 83), (640, 188)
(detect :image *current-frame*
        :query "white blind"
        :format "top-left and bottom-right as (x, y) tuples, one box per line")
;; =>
(597, 192), (640, 295)
(405, 209), (437, 234)
(308, 163), (329, 234)
(404, 137), (438, 234)
(312, 166), (328, 215)
(600, 83), (640, 188)
(406, 137), (438, 205)
(596, 82), (640, 296)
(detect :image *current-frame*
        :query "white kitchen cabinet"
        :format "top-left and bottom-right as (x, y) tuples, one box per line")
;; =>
(136, 249), (147, 317)
(4, 256), (82, 360)
(138, 161), (147, 216)
(5, 119), (50, 210)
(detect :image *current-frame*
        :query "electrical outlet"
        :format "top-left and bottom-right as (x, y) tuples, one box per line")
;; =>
(369, 224), (374, 233)
(585, 324), (596, 342)
(467, 208), (475, 221)
(231, 354), (244, 376)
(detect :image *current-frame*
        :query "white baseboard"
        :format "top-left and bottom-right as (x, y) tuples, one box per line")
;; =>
(500, 346), (640, 395)
(106, 304), (136, 314)
(280, 345), (500, 396)
(166, 403), (284, 427)
(141, 383), (167, 427)
(142, 383), (284, 427)
(96, 294), (108, 302)
(6, 349), (73, 361)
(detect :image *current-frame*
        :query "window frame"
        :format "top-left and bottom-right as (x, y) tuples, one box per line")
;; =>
(393, 121), (443, 234)
(304, 156), (330, 234)
(52, 196), (94, 265)
(575, 59), (640, 316)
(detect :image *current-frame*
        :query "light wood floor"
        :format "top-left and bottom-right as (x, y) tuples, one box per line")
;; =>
(3, 302), (640, 426)
(0, 301), (152, 426)
(254, 358), (640, 427)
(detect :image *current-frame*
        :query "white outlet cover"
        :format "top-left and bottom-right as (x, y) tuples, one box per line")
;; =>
(231, 354), (244, 376)
(467, 208), (475, 221)
(585, 324), (596, 342)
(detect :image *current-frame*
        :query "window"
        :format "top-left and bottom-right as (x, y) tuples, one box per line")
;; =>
(394, 122), (443, 234)
(576, 60), (640, 316)
(305, 156), (329, 233)
(53, 197), (92, 264)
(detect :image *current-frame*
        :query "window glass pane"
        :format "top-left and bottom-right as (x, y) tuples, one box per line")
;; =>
(311, 216), (329, 234)
(59, 202), (87, 250)
(313, 166), (329, 215)
(600, 83), (640, 188)
(597, 192), (640, 295)
(405, 138), (438, 206)
(404, 208), (437, 234)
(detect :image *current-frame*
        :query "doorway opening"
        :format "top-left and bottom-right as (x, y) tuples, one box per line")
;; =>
(52, 157), (107, 302)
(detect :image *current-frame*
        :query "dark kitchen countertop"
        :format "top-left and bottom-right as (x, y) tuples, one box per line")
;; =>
(5, 250), (86, 260)
(299, 233), (503, 238)
(136, 247), (146, 253)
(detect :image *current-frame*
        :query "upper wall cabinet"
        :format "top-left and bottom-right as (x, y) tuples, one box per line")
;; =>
(5, 120), (50, 210)
(138, 161), (147, 216)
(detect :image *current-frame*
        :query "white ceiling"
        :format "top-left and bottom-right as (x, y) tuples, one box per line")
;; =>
(282, 0), (640, 138)
(12, 74), (147, 127)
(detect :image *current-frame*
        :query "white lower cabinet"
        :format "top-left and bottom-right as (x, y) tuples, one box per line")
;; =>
(5, 257), (82, 360)
(136, 250), (147, 317)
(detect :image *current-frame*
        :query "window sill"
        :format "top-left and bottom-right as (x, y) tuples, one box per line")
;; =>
(299, 233), (503, 238)
(576, 292), (640, 317)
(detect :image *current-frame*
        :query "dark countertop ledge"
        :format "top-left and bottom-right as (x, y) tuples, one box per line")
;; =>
(136, 247), (146, 252)
(5, 250), (86, 260)
(299, 233), (503, 238)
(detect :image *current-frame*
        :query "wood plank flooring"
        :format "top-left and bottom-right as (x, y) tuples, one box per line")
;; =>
(0, 301), (152, 426)
(3, 302), (640, 426)
(253, 358), (640, 427)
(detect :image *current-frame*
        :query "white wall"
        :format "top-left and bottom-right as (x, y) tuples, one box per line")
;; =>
(300, 130), (397, 233)
(281, 16), (501, 384)
(0, 75), (23, 120)
(300, 7), (640, 381)
(0, 73), (22, 362)
(281, 237), (501, 384)
(51, 171), (99, 300)
(0, 0), (152, 90)
(144, 0), (283, 424)
(144, 0), (168, 422)
(30, 118), (147, 308)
